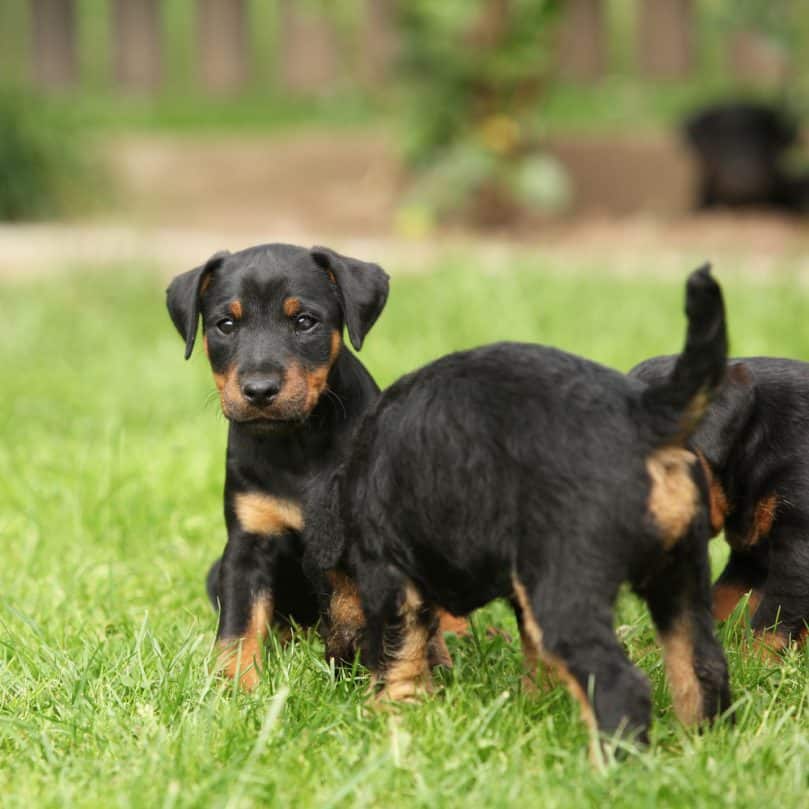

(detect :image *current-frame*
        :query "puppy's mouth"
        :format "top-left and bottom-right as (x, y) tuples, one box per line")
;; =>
(235, 414), (305, 431)
(220, 399), (313, 428)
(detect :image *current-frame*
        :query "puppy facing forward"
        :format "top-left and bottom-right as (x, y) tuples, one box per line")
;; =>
(306, 267), (732, 756)
(631, 353), (809, 656)
(166, 243), (389, 689)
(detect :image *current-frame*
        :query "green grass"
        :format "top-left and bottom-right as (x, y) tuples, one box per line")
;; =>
(2, 260), (809, 807)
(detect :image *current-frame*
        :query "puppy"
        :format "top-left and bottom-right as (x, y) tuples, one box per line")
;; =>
(630, 354), (809, 655)
(166, 243), (389, 688)
(306, 267), (732, 755)
(684, 101), (809, 212)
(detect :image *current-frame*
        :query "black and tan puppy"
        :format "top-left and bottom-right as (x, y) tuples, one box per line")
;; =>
(306, 267), (732, 754)
(167, 243), (389, 689)
(631, 355), (809, 655)
(684, 101), (809, 212)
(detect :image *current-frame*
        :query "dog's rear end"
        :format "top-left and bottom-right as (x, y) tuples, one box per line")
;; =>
(322, 266), (731, 757)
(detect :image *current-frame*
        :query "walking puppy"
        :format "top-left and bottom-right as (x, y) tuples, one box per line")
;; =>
(306, 267), (732, 754)
(630, 355), (809, 654)
(167, 243), (389, 688)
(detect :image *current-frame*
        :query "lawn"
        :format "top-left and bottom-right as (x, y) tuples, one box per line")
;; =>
(2, 258), (809, 808)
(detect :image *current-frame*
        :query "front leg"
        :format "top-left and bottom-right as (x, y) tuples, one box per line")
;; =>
(216, 531), (276, 690)
(642, 529), (731, 726)
(216, 490), (304, 689)
(356, 560), (435, 702)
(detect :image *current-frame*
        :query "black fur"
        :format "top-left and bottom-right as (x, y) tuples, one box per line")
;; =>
(631, 353), (809, 649)
(684, 101), (809, 212)
(306, 267), (732, 750)
(166, 243), (388, 681)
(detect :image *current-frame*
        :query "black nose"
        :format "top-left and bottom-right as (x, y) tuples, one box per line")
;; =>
(241, 376), (281, 406)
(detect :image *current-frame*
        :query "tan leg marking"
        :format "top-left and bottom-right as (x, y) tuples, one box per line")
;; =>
(712, 583), (747, 621)
(512, 576), (599, 762)
(647, 447), (699, 549)
(377, 583), (433, 702)
(659, 619), (703, 725)
(234, 492), (303, 536)
(324, 570), (366, 660)
(217, 593), (272, 691)
(438, 610), (469, 636)
(427, 632), (453, 668)
(749, 629), (789, 662)
(516, 618), (541, 693)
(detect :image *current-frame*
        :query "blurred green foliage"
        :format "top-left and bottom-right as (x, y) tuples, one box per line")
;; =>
(396, 0), (570, 228)
(0, 91), (99, 221)
(2, 0), (808, 134)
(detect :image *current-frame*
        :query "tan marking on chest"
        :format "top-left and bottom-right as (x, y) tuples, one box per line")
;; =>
(234, 492), (303, 536)
(647, 447), (699, 549)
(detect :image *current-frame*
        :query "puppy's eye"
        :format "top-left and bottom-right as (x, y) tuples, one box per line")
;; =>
(294, 314), (318, 332)
(217, 317), (236, 335)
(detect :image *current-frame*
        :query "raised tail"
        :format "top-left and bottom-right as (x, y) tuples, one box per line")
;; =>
(642, 264), (728, 444)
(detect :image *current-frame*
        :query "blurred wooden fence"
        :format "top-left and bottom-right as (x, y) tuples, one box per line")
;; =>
(27, 0), (784, 94)
(29, 0), (394, 94)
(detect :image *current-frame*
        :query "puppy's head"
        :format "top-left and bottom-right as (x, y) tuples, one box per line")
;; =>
(684, 102), (798, 202)
(166, 243), (389, 426)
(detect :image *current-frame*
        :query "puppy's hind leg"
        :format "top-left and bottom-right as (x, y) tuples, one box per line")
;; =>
(514, 572), (652, 762)
(749, 525), (809, 658)
(509, 593), (542, 692)
(642, 525), (732, 724)
(357, 561), (436, 703)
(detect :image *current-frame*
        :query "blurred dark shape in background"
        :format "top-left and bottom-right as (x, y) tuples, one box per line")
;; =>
(684, 102), (809, 213)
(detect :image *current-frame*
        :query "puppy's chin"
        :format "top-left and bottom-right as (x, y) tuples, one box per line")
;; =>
(221, 402), (310, 431)
(238, 418), (302, 435)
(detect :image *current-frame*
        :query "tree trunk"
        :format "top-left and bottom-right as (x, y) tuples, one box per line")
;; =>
(30, 0), (77, 88)
(112, 0), (161, 92)
(198, 0), (248, 94)
(278, 0), (340, 94)
(558, 0), (605, 81)
(638, 0), (693, 79)
(359, 0), (398, 86)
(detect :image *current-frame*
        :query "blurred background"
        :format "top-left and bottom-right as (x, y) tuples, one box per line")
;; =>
(2, 0), (809, 276)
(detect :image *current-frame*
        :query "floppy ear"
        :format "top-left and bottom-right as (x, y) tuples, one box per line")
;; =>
(166, 251), (229, 359)
(310, 246), (390, 351)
